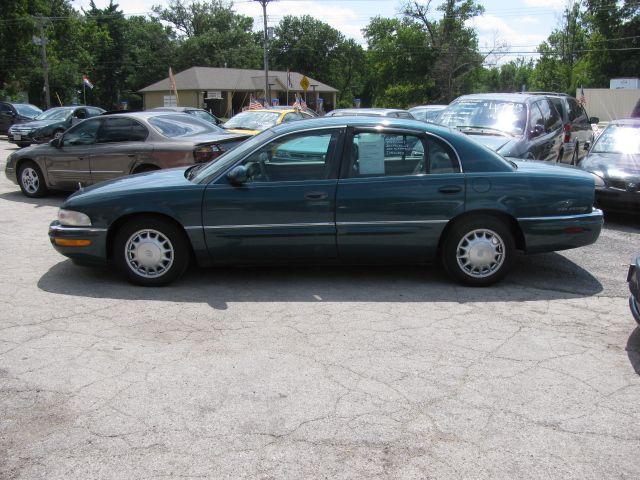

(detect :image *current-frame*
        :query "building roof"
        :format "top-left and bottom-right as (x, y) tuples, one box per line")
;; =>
(139, 67), (338, 93)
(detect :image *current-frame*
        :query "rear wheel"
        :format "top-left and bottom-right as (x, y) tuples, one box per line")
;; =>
(113, 216), (190, 286)
(442, 216), (515, 287)
(18, 160), (48, 197)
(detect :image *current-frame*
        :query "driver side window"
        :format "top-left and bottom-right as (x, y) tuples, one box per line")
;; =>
(62, 119), (101, 146)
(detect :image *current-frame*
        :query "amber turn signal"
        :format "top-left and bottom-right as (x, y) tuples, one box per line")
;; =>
(53, 238), (92, 247)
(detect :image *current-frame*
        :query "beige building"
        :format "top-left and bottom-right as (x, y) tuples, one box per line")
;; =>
(577, 87), (640, 122)
(140, 67), (339, 118)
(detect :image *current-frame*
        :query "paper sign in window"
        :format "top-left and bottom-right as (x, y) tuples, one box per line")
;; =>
(357, 135), (385, 174)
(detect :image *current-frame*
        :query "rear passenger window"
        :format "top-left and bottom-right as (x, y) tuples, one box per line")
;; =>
(567, 98), (580, 121)
(97, 118), (132, 143)
(528, 103), (544, 132)
(130, 120), (148, 141)
(348, 132), (459, 178)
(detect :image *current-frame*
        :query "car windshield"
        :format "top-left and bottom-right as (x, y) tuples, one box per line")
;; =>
(592, 124), (640, 154)
(190, 128), (277, 183)
(14, 104), (42, 117)
(223, 111), (280, 131)
(148, 114), (224, 137)
(437, 99), (527, 135)
(189, 110), (218, 124)
(36, 108), (72, 121)
(409, 108), (445, 121)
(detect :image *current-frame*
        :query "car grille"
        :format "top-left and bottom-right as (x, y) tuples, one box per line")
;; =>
(11, 127), (33, 135)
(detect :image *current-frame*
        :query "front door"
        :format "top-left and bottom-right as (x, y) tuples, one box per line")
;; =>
(44, 118), (100, 189)
(336, 129), (465, 261)
(202, 128), (344, 263)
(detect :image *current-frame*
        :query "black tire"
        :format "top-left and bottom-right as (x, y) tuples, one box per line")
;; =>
(113, 215), (190, 286)
(53, 129), (64, 140)
(17, 142), (30, 148)
(17, 160), (48, 198)
(442, 216), (515, 287)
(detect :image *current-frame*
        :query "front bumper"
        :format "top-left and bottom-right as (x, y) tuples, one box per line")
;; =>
(517, 209), (604, 254)
(48, 221), (109, 266)
(628, 258), (640, 326)
(595, 187), (640, 211)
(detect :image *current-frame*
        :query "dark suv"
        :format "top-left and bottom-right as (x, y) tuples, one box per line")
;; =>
(0, 102), (43, 135)
(435, 93), (563, 162)
(525, 92), (597, 165)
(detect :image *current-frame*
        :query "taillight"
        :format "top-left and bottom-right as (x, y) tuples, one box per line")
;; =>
(563, 123), (571, 143)
(194, 144), (225, 163)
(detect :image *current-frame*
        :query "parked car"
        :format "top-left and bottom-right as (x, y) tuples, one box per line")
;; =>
(0, 102), (43, 135)
(325, 108), (415, 119)
(408, 105), (447, 123)
(577, 118), (639, 212)
(150, 106), (223, 125)
(629, 256), (640, 326)
(46, 116), (603, 287)
(222, 108), (315, 135)
(5, 111), (249, 197)
(435, 93), (563, 162)
(524, 92), (597, 165)
(269, 105), (319, 117)
(7, 106), (105, 147)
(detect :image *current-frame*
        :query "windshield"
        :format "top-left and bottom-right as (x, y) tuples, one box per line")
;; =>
(223, 111), (280, 131)
(15, 104), (42, 117)
(437, 99), (527, 135)
(36, 108), (72, 121)
(592, 124), (640, 154)
(148, 114), (224, 137)
(191, 129), (277, 183)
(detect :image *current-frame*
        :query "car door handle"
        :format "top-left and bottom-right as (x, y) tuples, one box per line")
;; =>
(438, 185), (462, 194)
(304, 191), (328, 200)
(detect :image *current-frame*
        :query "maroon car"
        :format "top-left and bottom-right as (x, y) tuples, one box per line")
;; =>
(5, 111), (249, 197)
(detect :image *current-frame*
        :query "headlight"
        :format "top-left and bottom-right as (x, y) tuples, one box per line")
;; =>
(58, 209), (92, 226)
(590, 172), (605, 188)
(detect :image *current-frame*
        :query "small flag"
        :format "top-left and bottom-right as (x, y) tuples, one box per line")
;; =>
(579, 86), (586, 106)
(248, 96), (263, 110)
(287, 69), (293, 89)
(292, 93), (306, 111)
(82, 75), (94, 89)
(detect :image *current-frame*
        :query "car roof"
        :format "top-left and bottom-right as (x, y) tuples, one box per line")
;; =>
(328, 108), (409, 115)
(453, 93), (543, 103)
(524, 92), (572, 98)
(150, 107), (204, 112)
(409, 105), (447, 111)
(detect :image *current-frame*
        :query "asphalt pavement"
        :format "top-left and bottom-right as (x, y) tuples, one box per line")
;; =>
(0, 139), (639, 479)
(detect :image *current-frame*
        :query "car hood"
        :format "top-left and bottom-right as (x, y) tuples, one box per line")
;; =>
(579, 152), (640, 180)
(65, 167), (194, 206)
(14, 119), (63, 130)
(461, 134), (513, 152)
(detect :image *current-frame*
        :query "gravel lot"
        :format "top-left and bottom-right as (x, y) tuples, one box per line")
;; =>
(1, 138), (639, 479)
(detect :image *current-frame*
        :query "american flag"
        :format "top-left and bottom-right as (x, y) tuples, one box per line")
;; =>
(292, 93), (306, 111)
(248, 96), (263, 110)
(579, 86), (586, 107)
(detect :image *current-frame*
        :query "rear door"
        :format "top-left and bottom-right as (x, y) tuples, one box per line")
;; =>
(335, 128), (464, 261)
(90, 117), (152, 183)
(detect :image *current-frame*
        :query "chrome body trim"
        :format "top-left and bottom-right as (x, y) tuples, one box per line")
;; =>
(49, 224), (107, 233)
(48, 169), (91, 174)
(517, 210), (603, 222)
(195, 219), (449, 230)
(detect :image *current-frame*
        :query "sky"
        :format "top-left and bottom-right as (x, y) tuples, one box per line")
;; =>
(72, 0), (570, 65)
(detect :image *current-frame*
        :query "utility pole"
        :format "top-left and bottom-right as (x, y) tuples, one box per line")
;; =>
(35, 16), (51, 109)
(255, 0), (273, 105)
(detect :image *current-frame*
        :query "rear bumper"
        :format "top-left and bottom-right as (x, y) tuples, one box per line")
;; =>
(628, 259), (640, 326)
(517, 209), (604, 254)
(48, 221), (109, 266)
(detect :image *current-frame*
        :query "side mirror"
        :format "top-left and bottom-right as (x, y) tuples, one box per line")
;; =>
(49, 137), (62, 148)
(589, 116), (599, 124)
(227, 165), (248, 185)
(583, 141), (590, 151)
(530, 124), (544, 138)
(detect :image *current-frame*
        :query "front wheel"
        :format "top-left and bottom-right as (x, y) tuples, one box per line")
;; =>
(442, 216), (515, 287)
(18, 160), (48, 197)
(53, 129), (64, 140)
(113, 216), (190, 286)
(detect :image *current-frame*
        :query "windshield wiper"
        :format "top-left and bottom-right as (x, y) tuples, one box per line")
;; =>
(456, 125), (513, 137)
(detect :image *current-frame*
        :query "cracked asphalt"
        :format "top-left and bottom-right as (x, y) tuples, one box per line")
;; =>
(0, 139), (639, 479)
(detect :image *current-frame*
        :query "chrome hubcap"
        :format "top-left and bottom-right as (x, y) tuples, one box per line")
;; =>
(456, 228), (505, 278)
(21, 168), (39, 194)
(125, 229), (174, 278)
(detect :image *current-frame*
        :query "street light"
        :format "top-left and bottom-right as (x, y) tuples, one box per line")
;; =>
(254, 0), (274, 105)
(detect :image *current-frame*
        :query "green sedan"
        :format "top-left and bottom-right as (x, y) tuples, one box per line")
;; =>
(46, 116), (604, 287)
